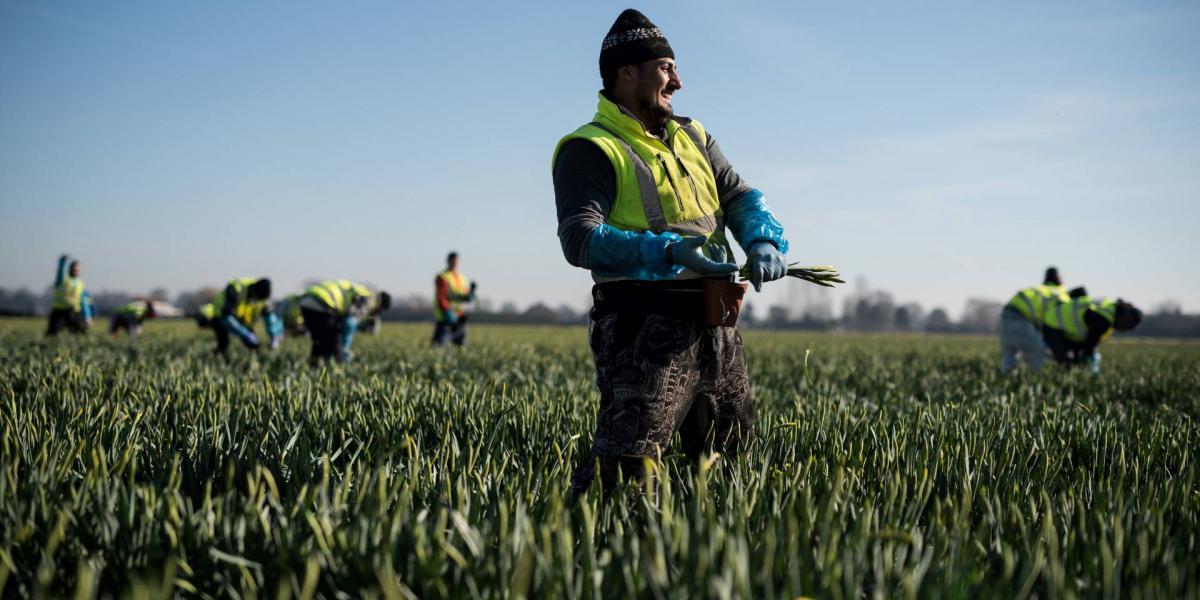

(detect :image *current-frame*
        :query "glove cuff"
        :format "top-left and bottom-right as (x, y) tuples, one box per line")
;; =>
(728, 189), (790, 255)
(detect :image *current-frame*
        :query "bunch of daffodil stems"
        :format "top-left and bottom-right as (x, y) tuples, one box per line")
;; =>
(739, 263), (844, 288)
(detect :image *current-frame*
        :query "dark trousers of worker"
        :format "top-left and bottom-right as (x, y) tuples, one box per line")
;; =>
(45, 309), (87, 336)
(211, 318), (231, 356)
(109, 314), (140, 337)
(432, 319), (467, 347)
(570, 306), (754, 500)
(302, 308), (344, 363)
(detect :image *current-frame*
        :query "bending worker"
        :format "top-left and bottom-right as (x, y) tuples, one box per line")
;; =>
(110, 300), (156, 337)
(552, 10), (790, 498)
(1042, 295), (1142, 374)
(46, 254), (95, 336)
(999, 267), (1070, 372)
(210, 277), (279, 358)
(298, 279), (391, 363)
(278, 293), (306, 337)
(433, 252), (476, 347)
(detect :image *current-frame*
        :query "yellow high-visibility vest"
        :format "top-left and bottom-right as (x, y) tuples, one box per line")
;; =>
(1006, 284), (1070, 326)
(553, 93), (732, 279)
(1044, 297), (1118, 343)
(212, 278), (266, 327)
(53, 277), (86, 311)
(305, 280), (371, 315)
(434, 270), (469, 321)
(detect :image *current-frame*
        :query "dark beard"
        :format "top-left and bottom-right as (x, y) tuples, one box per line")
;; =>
(636, 88), (672, 129)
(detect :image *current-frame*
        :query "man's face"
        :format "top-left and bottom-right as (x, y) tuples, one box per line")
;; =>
(69, 262), (80, 277)
(633, 58), (681, 126)
(448, 256), (459, 271)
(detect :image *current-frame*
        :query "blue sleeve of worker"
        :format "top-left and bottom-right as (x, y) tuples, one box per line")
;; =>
(265, 311), (282, 339)
(586, 224), (685, 281)
(221, 314), (255, 343)
(723, 189), (789, 254)
(80, 290), (94, 319)
(340, 316), (357, 356)
(55, 255), (68, 286)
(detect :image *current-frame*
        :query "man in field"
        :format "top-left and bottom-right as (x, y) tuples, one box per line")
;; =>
(999, 269), (1071, 373)
(109, 300), (156, 338)
(552, 10), (790, 498)
(432, 252), (476, 347)
(298, 279), (391, 364)
(1042, 295), (1141, 374)
(46, 254), (95, 336)
(210, 277), (280, 358)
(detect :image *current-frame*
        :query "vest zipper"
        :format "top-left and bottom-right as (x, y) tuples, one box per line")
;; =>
(674, 156), (703, 212)
(656, 154), (685, 211)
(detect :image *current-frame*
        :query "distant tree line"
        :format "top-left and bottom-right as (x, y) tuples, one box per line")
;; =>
(2, 284), (1197, 338)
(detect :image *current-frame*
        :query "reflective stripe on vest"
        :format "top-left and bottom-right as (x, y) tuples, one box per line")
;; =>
(435, 270), (468, 320)
(306, 280), (370, 315)
(1044, 296), (1112, 343)
(53, 278), (85, 311)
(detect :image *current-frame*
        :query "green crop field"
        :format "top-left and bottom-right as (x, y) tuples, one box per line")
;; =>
(1, 318), (1197, 598)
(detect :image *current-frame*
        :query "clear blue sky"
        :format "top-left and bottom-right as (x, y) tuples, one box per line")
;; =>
(2, 1), (1198, 315)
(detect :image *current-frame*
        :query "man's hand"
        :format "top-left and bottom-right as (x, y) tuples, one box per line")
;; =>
(669, 236), (737, 276)
(746, 241), (787, 292)
(444, 310), (458, 325)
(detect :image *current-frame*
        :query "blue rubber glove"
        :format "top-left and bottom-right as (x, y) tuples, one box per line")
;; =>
(443, 310), (458, 325)
(746, 242), (788, 292)
(221, 314), (259, 348)
(669, 236), (738, 276)
(339, 316), (357, 362)
(586, 224), (684, 281)
(265, 312), (283, 340)
(724, 189), (790, 255)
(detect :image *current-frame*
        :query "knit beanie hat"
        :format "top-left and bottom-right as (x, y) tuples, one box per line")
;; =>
(1043, 266), (1061, 286)
(599, 9), (674, 85)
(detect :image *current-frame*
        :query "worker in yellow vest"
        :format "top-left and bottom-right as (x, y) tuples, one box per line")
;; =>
(552, 10), (791, 499)
(297, 279), (390, 363)
(46, 254), (95, 336)
(277, 293), (306, 337)
(432, 252), (476, 347)
(109, 300), (156, 337)
(1042, 296), (1141, 374)
(999, 267), (1070, 372)
(209, 277), (280, 358)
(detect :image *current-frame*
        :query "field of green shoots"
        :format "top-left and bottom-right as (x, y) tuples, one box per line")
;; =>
(1, 318), (1197, 598)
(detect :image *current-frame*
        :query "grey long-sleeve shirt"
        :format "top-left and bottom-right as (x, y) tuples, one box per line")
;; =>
(553, 128), (754, 268)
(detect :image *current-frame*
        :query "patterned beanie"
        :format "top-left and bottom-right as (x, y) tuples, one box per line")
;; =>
(599, 9), (674, 85)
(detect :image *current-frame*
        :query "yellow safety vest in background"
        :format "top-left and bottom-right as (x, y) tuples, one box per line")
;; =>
(199, 303), (215, 320)
(434, 270), (468, 321)
(53, 277), (86, 311)
(118, 302), (147, 321)
(212, 278), (266, 327)
(552, 93), (733, 278)
(306, 280), (371, 315)
(1006, 284), (1070, 326)
(281, 293), (304, 331)
(1044, 297), (1117, 343)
